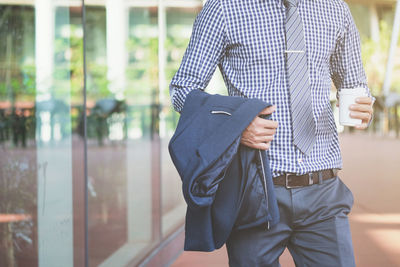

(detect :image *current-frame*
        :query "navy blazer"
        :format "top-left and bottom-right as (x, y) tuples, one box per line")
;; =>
(169, 90), (279, 251)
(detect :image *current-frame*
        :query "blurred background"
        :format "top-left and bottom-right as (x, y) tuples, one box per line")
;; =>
(0, 0), (398, 267)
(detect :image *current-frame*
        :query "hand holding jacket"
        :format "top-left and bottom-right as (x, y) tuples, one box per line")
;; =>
(241, 105), (279, 150)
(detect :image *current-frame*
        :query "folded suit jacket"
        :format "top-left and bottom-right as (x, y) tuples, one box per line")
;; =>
(168, 89), (279, 251)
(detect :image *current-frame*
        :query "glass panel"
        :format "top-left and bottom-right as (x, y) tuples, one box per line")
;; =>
(85, 3), (159, 266)
(161, 6), (202, 237)
(0, 1), (84, 267)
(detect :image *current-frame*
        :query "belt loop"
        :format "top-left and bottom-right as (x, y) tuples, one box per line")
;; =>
(318, 171), (323, 184)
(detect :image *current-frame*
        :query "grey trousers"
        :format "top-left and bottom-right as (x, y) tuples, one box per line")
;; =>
(226, 176), (356, 267)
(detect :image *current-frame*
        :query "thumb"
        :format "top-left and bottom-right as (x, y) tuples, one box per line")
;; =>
(259, 105), (276, 115)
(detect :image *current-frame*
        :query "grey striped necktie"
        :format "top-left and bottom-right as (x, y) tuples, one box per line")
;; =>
(284, 0), (316, 156)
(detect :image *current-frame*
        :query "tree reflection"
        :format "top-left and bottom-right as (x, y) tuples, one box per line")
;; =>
(0, 149), (41, 267)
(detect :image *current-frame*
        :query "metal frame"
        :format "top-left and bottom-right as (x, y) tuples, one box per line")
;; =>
(137, 226), (185, 267)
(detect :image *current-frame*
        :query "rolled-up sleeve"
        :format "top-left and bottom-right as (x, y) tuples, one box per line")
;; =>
(330, 2), (373, 99)
(330, 3), (375, 126)
(169, 0), (227, 112)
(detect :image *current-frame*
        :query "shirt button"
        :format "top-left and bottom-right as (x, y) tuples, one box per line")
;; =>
(298, 158), (303, 163)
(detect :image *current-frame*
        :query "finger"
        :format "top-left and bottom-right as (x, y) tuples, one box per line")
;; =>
(252, 125), (277, 136)
(349, 104), (373, 114)
(256, 117), (279, 129)
(240, 138), (270, 150)
(240, 137), (254, 147)
(355, 123), (368, 130)
(355, 97), (373, 105)
(253, 142), (271, 151)
(264, 120), (279, 130)
(263, 128), (277, 136)
(254, 135), (274, 143)
(252, 127), (276, 137)
(259, 105), (276, 116)
(349, 111), (371, 121)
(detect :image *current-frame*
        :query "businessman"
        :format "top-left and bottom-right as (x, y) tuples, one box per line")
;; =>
(169, 0), (375, 266)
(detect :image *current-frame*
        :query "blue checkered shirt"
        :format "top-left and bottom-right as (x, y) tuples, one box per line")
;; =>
(169, 0), (372, 178)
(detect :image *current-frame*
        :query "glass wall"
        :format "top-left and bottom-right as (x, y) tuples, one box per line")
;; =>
(0, 0), (203, 266)
(0, 1), (84, 266)
(85, 3), (160, 266)
(160, 4), (201, 238)
(160, 3), (227, 237)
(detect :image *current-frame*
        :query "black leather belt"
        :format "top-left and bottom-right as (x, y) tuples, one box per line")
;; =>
(273, 168), (339, 189)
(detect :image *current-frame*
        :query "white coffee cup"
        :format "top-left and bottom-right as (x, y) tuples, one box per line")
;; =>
(339, 87), (367, 127)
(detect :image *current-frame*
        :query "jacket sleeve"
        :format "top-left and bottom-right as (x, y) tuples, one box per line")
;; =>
(169, 0), (228, 112)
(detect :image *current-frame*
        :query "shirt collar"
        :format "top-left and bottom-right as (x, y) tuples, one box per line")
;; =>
(273, 0), (285, 10)
(275, 0), (306, 9)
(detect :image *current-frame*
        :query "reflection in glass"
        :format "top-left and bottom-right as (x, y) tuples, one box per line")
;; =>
(1, 0), (204, 266)
(85, 4), (159, 266)
(161, 6), (202, 237)
(0, 2), (84, 267)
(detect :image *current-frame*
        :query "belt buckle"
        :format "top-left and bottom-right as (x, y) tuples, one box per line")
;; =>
(284, 173), (314, 189)
(284, 173), (302, 189)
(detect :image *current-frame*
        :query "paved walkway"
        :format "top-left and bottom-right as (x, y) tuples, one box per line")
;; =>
(171, 133), (400, 267)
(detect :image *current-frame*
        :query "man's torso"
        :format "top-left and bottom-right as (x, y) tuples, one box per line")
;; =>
(217, 0), (349, 177)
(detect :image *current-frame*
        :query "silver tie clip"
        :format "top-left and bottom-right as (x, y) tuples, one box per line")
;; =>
(285, 50), (305, 53)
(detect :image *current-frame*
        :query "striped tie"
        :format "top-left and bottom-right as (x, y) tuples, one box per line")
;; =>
(284, 0), (316, 156)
